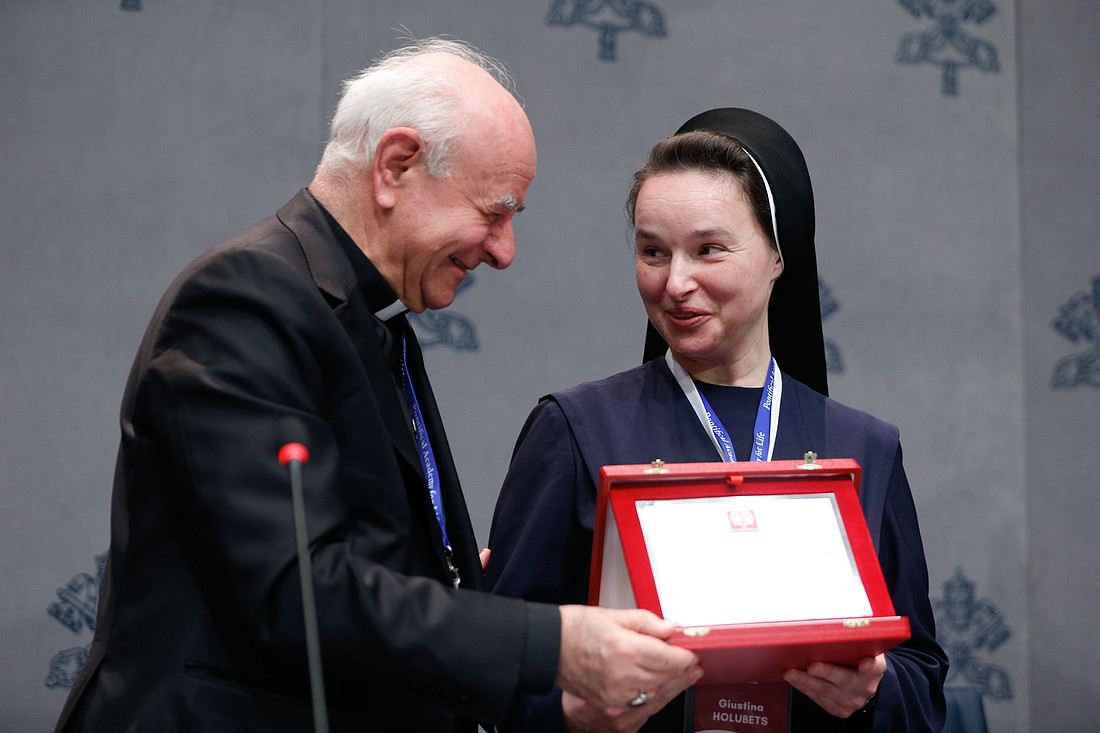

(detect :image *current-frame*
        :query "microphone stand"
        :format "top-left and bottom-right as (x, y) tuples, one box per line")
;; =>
(279, 422), (330, 733)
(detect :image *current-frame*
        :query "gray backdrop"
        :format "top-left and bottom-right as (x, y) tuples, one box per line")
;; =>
(2, 1), (1097, 731)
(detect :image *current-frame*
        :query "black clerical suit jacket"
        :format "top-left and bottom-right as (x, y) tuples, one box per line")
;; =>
(54, 190), (554, 732)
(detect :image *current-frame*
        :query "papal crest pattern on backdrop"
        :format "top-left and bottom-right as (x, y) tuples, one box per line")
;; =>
(545, 0), (667, 61)
(933, 568), (1014, 704)
(1050, 273), (1100, 389)
(410, 275), (480, 351)
(896, 0), (1001, 95)
(45, 553), (105, 689)
(819, 277), (845, 374)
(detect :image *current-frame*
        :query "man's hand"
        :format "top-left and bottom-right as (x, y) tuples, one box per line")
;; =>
(783, 653), (886, 719)
(561, 690), (658, 733)
(555, 606), (703, 716)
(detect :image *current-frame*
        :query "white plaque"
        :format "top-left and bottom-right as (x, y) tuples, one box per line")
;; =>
(635, 493), (872, 626)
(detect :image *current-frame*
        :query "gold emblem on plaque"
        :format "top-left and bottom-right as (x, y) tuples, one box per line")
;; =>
(798, 450), (823, 470)
(681, 626), (711, 637)
(645, 459), (669, 474)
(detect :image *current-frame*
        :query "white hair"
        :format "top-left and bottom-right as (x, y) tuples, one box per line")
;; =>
(316, 37), (519, 180)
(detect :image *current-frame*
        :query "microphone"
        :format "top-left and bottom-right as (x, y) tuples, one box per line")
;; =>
(277, 417), (329, 733)
(278, 419), (310, 466)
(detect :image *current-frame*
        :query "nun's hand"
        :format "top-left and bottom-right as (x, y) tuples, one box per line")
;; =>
(782, 653), (886, 719)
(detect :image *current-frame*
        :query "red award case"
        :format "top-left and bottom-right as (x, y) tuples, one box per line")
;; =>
(588, 458), (910, 685)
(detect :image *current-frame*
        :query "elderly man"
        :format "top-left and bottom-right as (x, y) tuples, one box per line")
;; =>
(54, 38), (701, 733)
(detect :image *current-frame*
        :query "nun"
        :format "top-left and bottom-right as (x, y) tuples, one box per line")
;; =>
(486, 108), (948, 732)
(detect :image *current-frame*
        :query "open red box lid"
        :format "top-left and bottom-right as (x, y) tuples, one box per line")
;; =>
(589, 458), (911, 685)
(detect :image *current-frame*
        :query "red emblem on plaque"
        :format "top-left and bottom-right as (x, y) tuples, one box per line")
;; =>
(728, 510), (758, 532)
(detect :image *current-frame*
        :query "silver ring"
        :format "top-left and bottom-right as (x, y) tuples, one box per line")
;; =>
(628, 691), (649, 708)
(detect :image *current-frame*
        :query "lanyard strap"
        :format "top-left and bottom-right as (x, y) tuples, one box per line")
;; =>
(401, 329), (461, 588)
(665, 351), (782, 463)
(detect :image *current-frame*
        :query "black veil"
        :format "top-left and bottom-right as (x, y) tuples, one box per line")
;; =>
(640, 107), (828, 396)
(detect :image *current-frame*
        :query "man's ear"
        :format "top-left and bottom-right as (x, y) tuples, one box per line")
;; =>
(372, 127), (423, 209)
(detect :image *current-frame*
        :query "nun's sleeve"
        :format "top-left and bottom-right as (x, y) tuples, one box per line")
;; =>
(871, 445), (949, 732)
(485, 397), (597, 732)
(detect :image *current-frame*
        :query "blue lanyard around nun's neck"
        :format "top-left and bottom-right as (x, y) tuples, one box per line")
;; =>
(665, 351), (782, 462)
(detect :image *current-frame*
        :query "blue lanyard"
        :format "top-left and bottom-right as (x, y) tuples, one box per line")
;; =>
(666, 351), (782, 463)
(401, 329), (461, 588)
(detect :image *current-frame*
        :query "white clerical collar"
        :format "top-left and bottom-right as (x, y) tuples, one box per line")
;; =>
(373, 300), (409, 322)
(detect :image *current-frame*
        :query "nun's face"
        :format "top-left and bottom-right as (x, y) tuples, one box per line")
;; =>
(634, 170), (782, 378)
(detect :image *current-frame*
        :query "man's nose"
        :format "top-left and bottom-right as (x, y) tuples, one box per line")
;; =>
(482, 221), (516, 269)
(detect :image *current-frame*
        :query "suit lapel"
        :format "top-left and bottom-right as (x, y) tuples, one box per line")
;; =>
(276, 191), (479, 582)
(339, 299), (422, 472)
(275, 191), (420, 471)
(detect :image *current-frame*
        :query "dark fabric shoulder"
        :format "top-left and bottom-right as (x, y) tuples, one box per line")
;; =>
(547, 361), (720, 486)
(781, 376), (900, 456)
(550, 362), (651, 410)
(780, 376), (901, 464)
(152, 193), (323, 311)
